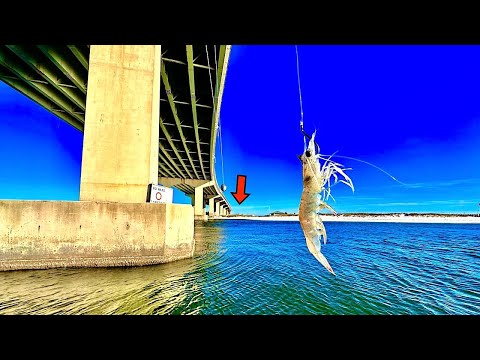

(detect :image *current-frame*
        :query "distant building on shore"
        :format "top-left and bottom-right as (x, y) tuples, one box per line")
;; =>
(269, 211), (297, 217)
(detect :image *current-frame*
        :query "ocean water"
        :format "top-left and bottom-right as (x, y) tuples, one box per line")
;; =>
(0, 220), (479, 315)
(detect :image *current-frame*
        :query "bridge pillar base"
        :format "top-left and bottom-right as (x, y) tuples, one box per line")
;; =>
(194, 214), (208, 221)
(0, 200), (194, 271)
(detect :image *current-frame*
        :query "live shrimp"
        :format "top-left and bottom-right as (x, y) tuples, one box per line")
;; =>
(298, 130), (354, 275)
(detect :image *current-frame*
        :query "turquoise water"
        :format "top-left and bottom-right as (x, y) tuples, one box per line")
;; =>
(0, 220), (479, 315)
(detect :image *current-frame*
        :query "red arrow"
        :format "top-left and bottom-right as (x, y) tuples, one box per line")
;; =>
(231, 175), (251, 205)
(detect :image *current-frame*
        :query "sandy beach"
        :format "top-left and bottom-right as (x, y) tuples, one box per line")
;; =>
(223, 214), (480, 224)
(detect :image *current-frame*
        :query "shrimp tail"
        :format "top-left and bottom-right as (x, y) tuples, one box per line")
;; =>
(305, 238), (336, 276)
(315, 251), (336, 276)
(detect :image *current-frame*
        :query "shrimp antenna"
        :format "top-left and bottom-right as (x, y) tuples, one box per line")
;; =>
(319, 153), (407, 186)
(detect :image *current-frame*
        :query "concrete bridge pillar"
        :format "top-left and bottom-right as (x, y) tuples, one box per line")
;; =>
(190, 181), (214, 221)
(214, 198), (221, 217)
(193, 184), (207, 221)
(208, 196), (217, 219)
(158, 177), (227, 222)
(79, 45), (161, 203)
(208, 196), (222, 219)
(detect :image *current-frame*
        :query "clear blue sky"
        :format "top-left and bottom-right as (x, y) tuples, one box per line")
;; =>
(1, 45), (480, 215)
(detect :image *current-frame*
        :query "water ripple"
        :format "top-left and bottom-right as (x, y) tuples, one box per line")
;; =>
(1, 221), (479, 314)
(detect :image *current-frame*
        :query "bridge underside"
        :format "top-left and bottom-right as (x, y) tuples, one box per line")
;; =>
(0, 45), (231, 214)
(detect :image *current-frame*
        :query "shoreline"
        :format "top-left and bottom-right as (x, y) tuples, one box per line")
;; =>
(222, 214), (480, 224)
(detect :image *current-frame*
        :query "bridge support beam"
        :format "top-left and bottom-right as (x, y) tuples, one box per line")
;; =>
(80, 45), (161, 203)
(208, 197), (217, 219)
(208, 196), (225, 219)
(192, 181), (214, 221)
(214, 197), (222, 218)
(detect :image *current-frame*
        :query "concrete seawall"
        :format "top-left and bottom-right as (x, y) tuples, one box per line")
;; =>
(0, 200), (194, 271)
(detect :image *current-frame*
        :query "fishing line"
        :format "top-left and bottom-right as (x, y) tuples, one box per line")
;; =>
(213, 45), (226, 189)
(206, 45), (226, 188)
(295, 45), (406, 187)
(295, 45), (320, 153)
(295, 45), (305, 130)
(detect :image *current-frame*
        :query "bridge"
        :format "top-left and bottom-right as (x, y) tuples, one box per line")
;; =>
(0, 45), (232, 271)
(0, 45), (231, 218)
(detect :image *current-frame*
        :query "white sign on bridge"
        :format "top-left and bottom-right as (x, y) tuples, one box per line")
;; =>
(149, 184), (173, 204)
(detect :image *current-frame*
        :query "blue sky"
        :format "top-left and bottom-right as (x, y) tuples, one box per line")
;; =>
(1, 45), (480, 215)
